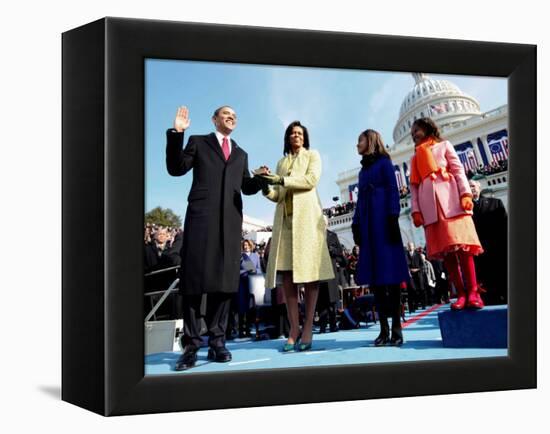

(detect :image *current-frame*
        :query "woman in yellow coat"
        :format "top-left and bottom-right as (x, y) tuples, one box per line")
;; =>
(257, 121), (334, 352)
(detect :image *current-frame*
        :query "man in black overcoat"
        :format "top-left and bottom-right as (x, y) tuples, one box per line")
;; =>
(405, 242), (423, 310)
(469, 180), (508, 305)
(166, 105), (264, 370)
(317, 224), (346, 333)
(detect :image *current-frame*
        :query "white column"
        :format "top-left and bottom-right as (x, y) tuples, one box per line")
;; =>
(470, 137), (483, 170)
(480, 134), (494, 164)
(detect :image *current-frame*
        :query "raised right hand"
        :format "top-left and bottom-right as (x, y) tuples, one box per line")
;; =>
(174, 106), (191, 132)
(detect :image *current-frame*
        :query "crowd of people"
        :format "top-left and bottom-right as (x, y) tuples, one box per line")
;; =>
(323, 201), (356, 218)
(465, 159), (508, 179)
(399, 185), (411, 198)
(144, 223), (182, 273)
(143, 225), (453, 341)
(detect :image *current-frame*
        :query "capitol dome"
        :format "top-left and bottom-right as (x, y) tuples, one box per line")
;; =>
(393, 73), (481, 144)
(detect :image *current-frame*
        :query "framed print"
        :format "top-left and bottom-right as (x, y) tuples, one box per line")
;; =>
(62, 17), (536, 416)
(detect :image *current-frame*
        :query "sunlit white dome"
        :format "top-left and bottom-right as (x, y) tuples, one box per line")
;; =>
(393, 73), (481, 144)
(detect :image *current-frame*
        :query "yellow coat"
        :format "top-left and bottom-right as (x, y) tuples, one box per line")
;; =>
(263, 148), (335, 288)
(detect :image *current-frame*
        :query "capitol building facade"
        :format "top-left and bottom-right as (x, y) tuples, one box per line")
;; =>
(330, 72), (509, 249)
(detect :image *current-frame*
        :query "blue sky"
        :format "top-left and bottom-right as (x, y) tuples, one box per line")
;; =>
(145, 59), (507, 225)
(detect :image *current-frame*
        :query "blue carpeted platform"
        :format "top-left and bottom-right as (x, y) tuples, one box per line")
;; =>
(438, 305), (508, 348)
(145, 303), (508, 375)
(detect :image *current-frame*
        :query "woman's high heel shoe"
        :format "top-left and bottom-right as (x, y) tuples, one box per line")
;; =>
(297, 341), (312, 352)
(282, 331), (302, 352)
(282, 341), (296, 352)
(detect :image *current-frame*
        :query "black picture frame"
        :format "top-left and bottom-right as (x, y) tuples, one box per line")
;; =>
(62, 17), (536, 416)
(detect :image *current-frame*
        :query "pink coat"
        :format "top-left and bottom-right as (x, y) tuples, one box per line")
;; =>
(410, 140), (473, 226)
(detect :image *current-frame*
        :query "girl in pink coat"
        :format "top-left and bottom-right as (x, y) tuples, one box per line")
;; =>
(409, 118), (484, 310)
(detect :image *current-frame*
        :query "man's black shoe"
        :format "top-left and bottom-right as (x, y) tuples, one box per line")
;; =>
(207, 346), (232, 362)
(175, 348), (198, 371)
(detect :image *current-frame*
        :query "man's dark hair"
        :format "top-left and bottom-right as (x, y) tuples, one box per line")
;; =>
(213, 105), (234, 117)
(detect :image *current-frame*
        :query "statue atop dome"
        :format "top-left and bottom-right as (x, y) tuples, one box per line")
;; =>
(412, 72), (429, 84)
(393, 73), (482, 145)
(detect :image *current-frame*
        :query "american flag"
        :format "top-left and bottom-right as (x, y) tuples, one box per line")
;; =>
(348, 183), (359, 202)
(403, 163), (410, 186)
(429, 103), (446, 115)
(457, 148), (478, 172)
(394, 166), (403, 189)
(489, 137), (509, 161)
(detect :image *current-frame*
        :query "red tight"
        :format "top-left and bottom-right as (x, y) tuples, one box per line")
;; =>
(443, 250), (478, 295)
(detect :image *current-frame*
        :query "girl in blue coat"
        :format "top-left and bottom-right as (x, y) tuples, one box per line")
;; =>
(351, 129), (410, 346)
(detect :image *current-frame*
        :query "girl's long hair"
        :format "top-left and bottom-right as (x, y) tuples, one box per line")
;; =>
(360, 129), (390, 157)
(412, 117), (444, 141)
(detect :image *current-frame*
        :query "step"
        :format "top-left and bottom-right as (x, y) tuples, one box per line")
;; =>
(437, 305), (508, 348)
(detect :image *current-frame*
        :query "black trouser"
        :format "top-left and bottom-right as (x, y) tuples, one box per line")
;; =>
(406, 278), (416, 314)
(373, 285), (403, 340)
(434, 277), (449, 303)
(225, 294), (256, 338)
(317, 286), (337, 331)
(238, 305), (257, 337)
(181, 292), (232, 350)
(412, 272), (426, 309)
(270, 289), (290, 338)
(425, 283), (435, 306)
(226, 295), (238, 339)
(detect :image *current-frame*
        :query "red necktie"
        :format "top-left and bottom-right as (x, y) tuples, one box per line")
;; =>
(222, 136), (230, 161)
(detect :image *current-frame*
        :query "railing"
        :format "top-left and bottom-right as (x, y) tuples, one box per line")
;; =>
(328, 212), (355, 227)
(336, 167), (360, 182)
(480, 105), (508, 119)
(439, 104), (508, 134)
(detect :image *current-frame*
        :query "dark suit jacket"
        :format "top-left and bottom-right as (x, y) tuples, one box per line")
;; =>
(472, 194), (508, 302)
(406, 250), (423, 271)
(166, 130), (262, 295)
(321, 229), (346, 302)
(472, 195), (507, 251)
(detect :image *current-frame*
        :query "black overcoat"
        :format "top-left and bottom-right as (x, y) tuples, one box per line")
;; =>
(472, 195), (508, 303)
(166, 129), (262, 295)
(323, 229), (346, 303)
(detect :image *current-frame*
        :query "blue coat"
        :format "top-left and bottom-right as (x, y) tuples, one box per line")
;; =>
(352, 155), (410, 286)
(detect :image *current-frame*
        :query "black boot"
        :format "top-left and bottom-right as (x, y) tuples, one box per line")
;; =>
(373, 286), (390, 346)
(389, 284), (404, 346)
(375, 323), (390, 346)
